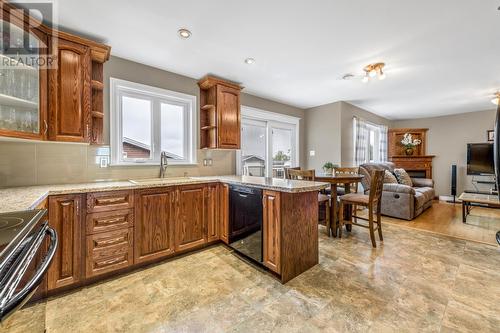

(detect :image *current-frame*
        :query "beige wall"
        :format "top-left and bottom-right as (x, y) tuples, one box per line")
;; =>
(0, 56), (305, 187)
(392, 109), (497, 196)
(305, 101), (342, 172)
(305, 101), (392, 172)
(340, 102), (393, 167)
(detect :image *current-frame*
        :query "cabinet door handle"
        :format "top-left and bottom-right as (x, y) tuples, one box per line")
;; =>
(95, 257), (124, 268)
(97, 217), (125, 225)
(44, 120), (48, 135)
(95, 237), (126, 247)
(97, 197), (126, 205)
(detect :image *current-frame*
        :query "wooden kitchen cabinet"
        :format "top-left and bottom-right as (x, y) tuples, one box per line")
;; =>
(205, 184), (219, 242)
(48, 38), (91, 142)
(219, 183), (230, 244)
(47, 194), (83, 290)
(175, 184), (206, 252)
(86, 228), (134, 278)
(0, 8), (49, 140)
(198, 76), (242, 149)
(86, 209), (134, 235)
(0, 1), (110, 143)
(134, 187), (175, 264)
(262, 190), (281, 274)
(87, 190), (134, 213)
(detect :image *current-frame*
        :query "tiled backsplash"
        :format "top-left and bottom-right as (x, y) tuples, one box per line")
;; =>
(0, 141), (235, 187)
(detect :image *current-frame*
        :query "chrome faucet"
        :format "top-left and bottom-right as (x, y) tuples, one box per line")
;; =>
(160, 151), (169, 178)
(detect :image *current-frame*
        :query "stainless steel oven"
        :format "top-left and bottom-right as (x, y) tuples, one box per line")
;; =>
(0, 210), (57, 322)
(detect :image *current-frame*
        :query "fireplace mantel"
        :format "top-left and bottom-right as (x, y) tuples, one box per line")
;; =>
(389, 155), (435, 179)
(388, 128), (434, 179)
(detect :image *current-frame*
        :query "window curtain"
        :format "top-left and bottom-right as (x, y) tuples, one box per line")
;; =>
(379, 125), (388, 162)
(354, 117), (369, 166)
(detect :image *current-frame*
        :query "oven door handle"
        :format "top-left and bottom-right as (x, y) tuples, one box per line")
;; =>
(1, 226), (58, 319)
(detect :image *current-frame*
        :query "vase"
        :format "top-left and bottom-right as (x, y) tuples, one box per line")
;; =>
(405, 147), (414, 156)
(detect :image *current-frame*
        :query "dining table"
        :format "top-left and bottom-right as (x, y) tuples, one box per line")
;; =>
(315, 173), (364, 237)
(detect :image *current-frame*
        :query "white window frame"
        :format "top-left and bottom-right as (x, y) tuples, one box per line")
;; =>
(110, 78), (197, 166)
(366, 123), (380, 163)
(352, 119), (382, 165)
(237, 106), (300, 177)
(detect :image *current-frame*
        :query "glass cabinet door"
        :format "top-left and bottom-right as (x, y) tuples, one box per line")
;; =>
(0, 19), (46, 138)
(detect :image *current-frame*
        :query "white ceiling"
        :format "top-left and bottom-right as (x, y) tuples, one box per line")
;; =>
(47, 0), (500, 119)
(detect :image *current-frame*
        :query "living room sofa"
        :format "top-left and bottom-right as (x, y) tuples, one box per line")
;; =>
(359, 162), (435, 220)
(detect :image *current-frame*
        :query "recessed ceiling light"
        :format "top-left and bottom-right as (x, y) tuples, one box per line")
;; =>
(244, 58), (256, 65)
(178, 28), (192, 39)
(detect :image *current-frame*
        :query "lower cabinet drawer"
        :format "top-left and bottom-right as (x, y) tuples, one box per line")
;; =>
(87, 191), (134, 213)
(86, 209), (134, 235)
(86, 228), (133, 278)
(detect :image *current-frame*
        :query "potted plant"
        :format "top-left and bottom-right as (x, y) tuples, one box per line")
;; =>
(322, 162), (337, 175)
(400, 133), (422, 155)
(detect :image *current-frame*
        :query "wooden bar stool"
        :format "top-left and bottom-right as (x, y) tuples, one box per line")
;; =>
(338, 170), (384, 247)
(287, 169), (331, 234)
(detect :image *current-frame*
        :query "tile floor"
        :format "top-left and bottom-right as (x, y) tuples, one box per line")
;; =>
(2, 224), (500, 333)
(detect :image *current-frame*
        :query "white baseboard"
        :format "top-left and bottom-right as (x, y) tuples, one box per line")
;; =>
(438, 195), (456, 202)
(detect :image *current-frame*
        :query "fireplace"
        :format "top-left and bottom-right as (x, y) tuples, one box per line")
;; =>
(388, 128), (434, 180)
(389, 156), (434, 179)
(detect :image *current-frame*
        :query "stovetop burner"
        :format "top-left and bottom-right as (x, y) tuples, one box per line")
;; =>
(0, 210), (47, 262)
(0, 217), (25, 230)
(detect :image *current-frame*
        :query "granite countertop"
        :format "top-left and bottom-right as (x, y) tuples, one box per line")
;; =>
(0, 176), (329, 213)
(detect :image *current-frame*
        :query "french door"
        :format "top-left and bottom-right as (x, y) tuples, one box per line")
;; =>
(238, 108), (298, 178)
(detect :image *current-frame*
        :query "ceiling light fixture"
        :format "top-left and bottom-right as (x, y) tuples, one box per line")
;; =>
(362, 63), (386, 82)
(492, 92), (500, 106)
(244, 58), (255, 65)
(178, 28), (192, 39)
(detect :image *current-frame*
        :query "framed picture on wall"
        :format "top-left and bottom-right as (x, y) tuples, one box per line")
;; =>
(487, 130), (494, 142)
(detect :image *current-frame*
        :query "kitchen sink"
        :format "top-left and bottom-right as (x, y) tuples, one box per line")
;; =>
(128, 177), (194, 185)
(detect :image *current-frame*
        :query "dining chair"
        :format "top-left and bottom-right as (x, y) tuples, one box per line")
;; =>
(334, 167), (360, 194)
(286, 169), (331, 233)
(338, 170), (384, 248)
(284, 167), (301, 179)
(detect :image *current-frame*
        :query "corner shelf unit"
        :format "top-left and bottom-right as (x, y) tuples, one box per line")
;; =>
(91, 62), (104, 144)
(198, 76), (242, 149)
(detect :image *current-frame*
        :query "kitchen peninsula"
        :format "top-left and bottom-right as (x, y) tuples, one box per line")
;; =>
(0, 176), (328, 299)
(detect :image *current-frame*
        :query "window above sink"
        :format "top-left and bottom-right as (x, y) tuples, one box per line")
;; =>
(110, 78), (197, 166)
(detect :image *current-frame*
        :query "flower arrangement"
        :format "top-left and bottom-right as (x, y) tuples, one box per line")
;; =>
(400, 133), (421, 155)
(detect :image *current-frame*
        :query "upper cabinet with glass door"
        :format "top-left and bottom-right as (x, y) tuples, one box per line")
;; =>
(0, 1), (110, 143)
(0, 14), (48, 140)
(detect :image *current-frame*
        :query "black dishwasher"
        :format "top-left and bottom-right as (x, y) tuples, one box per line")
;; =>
(228, 185), (263, 263)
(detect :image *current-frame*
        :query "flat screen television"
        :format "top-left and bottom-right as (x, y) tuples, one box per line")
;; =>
(467, 143), (494, 175)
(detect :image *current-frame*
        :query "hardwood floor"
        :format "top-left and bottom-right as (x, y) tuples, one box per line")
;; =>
(374, 200), (500, 246)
